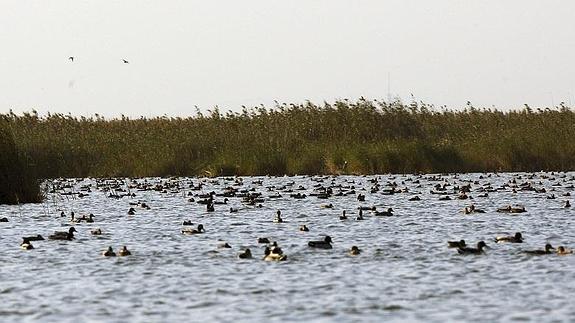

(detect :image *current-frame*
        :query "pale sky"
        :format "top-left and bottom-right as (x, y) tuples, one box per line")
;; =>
(1, 1), (574, 117)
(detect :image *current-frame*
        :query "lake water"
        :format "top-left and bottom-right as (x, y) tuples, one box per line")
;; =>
(1, 173), (574, 322)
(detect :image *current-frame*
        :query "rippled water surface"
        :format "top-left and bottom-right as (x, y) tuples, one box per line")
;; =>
(1, 173), (575, 322)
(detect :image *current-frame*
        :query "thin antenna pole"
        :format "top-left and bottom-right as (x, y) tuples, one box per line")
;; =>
(387, 72), (391, 102)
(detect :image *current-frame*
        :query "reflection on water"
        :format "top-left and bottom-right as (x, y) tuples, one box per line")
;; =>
(1, 173), (574, 322)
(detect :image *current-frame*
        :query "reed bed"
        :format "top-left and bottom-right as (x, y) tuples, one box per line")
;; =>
(0, 121), (43, 204)
(2, 100), (575, 178)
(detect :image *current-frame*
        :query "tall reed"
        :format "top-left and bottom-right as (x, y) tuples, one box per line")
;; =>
(2, 100), (575, 178)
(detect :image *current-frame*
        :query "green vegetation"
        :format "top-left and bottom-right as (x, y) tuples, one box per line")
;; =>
(0, 120), (42, 204)
(2, 100), (575, 178)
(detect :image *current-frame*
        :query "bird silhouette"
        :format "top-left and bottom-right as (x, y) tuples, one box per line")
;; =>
(68, 56), (74, 62)
(123, 59), (129, 64)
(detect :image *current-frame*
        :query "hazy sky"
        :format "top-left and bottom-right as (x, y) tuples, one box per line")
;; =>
(1, 1), (574, 117)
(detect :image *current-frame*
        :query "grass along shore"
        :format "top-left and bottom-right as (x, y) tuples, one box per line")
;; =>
(2, 100), (575, 179)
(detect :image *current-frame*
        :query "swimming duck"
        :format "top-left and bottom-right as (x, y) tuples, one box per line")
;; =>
(86, 214), (94, 223)
(128, 208), (136, 215)
(102, 246), (116, 257)
(524, 244), (555, 255)
(49, 227), (77, 240)
(274, 210), (283, 223)
(0, 217), (8, 222)
(118, 246), (131, 256)
(182, 220), (194, 226)
(299, 225), (309, 232)
(564, 201), (571, 208)
(321, 203), (333, 209)
(181, 224), (205, 235)
(356, 209), (364, 221)
(258, 237), (271, 244)
(447, 240), (466, 248)
(206, 202), (215, 212)
(308, 236), (333, 249)
(339, 210), (348, 220)
(495, 232), (523, 243)
(408, 196), (421, 201)
(91, 228), (102, 235)
(23, 235), (44, 241)
(21, 238), (34, 250)
(263, 246), (287, 261)
(457, 241), (487, 255)
(375, 208), (394, 216)
(229, 207), (239, 213)
(238, 249), (252, 259)
(556, 246), (573, 255)
(349, 246), (361, 256)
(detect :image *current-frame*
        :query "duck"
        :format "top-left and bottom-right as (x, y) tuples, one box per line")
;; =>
(495, 232), (523, 243)
(102, 246), (116, 257)
(181, 224), (205, 235)
(564, 201), (571, 208)
(349, 246), (361, 256)
(375, 208), (394, 216)
(86, 214), (94, 223)
(447, 239), (466, 248)
(557, 246), (573, 255)
(182, 220), (194, 226)
(206, 202), (215, 212)
(48, 227), (77, 240)
(510, 206), (526, 213)
(308, 236), (333, 249)
(356, 209), (364, 221)
(321, 203), (333, 209)
(23, 234), (44, 241)
(258, 237), (270, 244)
(263, 246), (287, 261)
(118, 246), (131, 256)
(274, 210), (283, 223)
(339, 210), (348, 220)
(21, 238), (34, 250)
(229, 207), (239, 213)
(91, 228), (102, 235)
(0, 217), (8, 222)
(128, 208), (136, 215)
(457, 241), (487, 255)
(299, 225), (309, 232)
(524, 244), (555, 255)
(238, 249), (252, 259)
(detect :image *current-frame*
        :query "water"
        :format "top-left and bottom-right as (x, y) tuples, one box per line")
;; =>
(1, 173), (574, 322)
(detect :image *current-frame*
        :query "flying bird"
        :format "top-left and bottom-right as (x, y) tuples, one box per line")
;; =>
(68, 56), (74, 62)
(123, 59), (129, 64)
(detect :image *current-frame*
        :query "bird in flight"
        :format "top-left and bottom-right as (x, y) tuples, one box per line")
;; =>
(123, 59), (129, 64)
(68, 56), (74, 62)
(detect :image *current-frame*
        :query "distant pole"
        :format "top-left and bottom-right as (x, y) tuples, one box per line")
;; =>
(387, 72), (391, 102)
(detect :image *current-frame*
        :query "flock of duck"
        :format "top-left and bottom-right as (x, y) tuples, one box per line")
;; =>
(3, 171), (574, 260)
